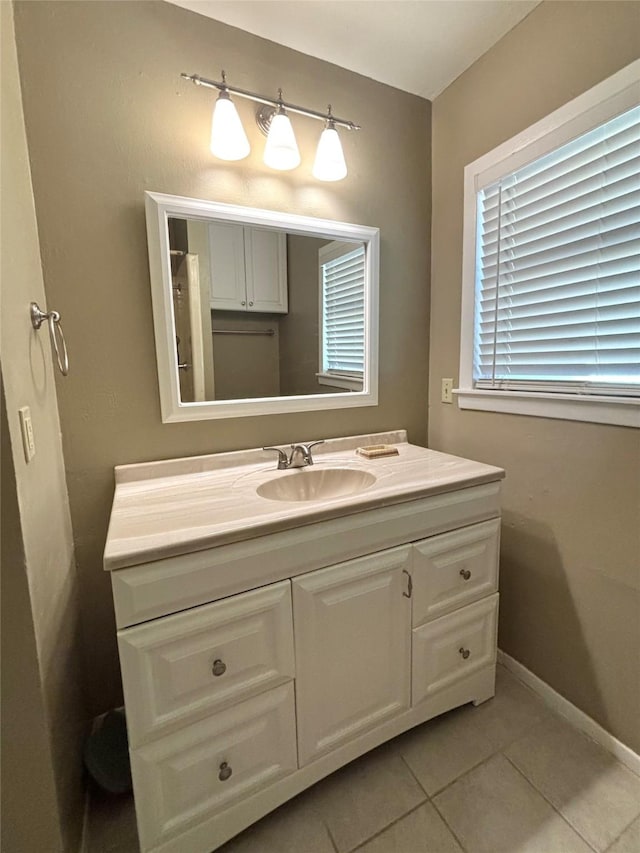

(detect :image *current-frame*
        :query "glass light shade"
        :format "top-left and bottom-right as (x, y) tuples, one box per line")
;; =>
(263, 112), (301, 171)
(313, 124), (347, 181)
(210, 93), (250, 161)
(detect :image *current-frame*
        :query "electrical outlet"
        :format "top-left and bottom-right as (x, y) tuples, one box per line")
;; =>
(441, 378), (454, 404)
(18, 406), (36, 462)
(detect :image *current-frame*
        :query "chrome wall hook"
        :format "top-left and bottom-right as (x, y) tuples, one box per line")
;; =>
(30, 302), (69, 376)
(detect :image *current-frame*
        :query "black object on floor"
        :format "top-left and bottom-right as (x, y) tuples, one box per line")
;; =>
(84, 708), (132, 794)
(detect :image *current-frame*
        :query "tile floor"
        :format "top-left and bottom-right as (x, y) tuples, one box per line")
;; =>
(86, 665), (640, 853)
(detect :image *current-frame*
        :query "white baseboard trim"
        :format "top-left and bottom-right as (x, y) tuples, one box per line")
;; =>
(498, 649), (640, 777)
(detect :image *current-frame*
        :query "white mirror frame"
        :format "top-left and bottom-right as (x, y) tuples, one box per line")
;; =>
(145, 192), (379, 422)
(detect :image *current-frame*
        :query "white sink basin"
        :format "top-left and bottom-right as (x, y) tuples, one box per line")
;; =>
(256, 467), (377, 502)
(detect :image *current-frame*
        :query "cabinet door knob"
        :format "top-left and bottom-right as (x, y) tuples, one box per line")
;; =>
(459, 647), (471, 660)
(241, 300), (246, 306)
(249, 301), (254, 306)
(218, 761), (232, 782)
(212, 659), (227, 677)
(459, 568), (471, 580)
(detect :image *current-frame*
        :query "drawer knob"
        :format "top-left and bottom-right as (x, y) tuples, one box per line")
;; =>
(459, 568), (471, 580)
(218, 761), (232, 782)
(459, 647), (471, 660)
(212, 659), (227, 677)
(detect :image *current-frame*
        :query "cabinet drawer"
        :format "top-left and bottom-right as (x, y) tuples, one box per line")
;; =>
(412, 594), (498, 705)
(118, 581), (294, 747)
(131, 683), (297, 852)
(412, 519), (500, 626)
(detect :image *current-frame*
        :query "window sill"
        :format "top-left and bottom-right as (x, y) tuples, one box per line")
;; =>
(455, 388), (640, 428)
(317, 372), (363, 392)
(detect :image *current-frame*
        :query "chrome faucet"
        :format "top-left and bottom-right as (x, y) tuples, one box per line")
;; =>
(263, 441), (324, 470)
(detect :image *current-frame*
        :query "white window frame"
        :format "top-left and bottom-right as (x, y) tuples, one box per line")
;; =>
(458, 59), (640, 428)
(317, 241), (365, 392)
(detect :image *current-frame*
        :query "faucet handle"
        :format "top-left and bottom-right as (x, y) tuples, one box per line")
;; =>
(263, 447), (288, 469)
(304, 440), (325, 464)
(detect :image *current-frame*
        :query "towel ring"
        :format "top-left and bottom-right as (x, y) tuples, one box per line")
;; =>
(30, 302), (69, 376)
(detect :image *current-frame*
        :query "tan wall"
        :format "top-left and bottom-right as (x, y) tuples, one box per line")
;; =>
(0, 2), (87, 848)
(211, 312), (282, 399)
(279, 235), (340, 396)
(429, 0), (640, 751)
(1, 386), (63, 853)
(13, 0), (431, 714)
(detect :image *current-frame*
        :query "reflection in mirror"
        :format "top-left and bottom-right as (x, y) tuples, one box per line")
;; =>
(144, 192), (379, 422)
(168, 218), (365, 403)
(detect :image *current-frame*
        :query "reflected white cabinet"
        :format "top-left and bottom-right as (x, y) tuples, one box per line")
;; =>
(209, 223), (287, 313)
(293, 547), (411, 765)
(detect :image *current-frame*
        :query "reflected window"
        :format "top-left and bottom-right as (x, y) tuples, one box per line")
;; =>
(318, 242), (366, 391)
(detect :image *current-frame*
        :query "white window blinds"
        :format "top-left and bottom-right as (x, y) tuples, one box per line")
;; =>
(474, 104), (640, 396)
(320, 243), (366, 377)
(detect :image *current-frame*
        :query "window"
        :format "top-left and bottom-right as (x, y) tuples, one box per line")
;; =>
(459, 60), (640, 427)
(318, 241), (366, 391)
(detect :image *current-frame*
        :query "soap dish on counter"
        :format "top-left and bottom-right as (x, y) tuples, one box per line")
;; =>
(356, 445), (400, 459)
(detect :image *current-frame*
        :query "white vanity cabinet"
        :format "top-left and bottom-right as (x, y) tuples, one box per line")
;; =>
(113, 507), (501, 853)
(208, 222), (287, 313)
(107, 437), (504, 853)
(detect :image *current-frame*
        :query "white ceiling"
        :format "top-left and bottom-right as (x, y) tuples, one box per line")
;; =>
(167, 0), (540, 100)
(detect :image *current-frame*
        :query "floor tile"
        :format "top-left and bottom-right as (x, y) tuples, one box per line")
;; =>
(468, 665), (554, 751)
(397, 703), (496, 795)
(356, 803), (463, 853)
(506, 717), (640, 852)
(607, 814), (640, 853)
(306, 744), (427, 853)
(219, 792), (335, 853)
(433, 753), (592, 853)
(86, 666), (638, 853)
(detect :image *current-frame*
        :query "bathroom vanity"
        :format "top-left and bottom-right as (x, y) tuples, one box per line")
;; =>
(104, 431), (504, 853)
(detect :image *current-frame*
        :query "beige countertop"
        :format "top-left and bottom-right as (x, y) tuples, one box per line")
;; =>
(104, 431), (505, 571)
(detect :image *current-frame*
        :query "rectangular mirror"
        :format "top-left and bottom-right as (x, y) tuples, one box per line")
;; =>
(145, 192), (379, 421)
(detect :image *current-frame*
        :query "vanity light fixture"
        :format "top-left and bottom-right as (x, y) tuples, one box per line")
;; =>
(263, 93), (301, 171)
(209, 74), (250, 161)
(181, 71), (360, 180)
(313, 109), (348, 181)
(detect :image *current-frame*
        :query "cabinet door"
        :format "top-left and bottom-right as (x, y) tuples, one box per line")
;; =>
(209, 222), (247, 310)
(244, 228), (288, 313)
(293, 546), (411, 766)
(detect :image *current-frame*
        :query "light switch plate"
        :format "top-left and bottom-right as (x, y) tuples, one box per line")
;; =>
(18, 406), (36, 462)
(441, 378), (454, 404)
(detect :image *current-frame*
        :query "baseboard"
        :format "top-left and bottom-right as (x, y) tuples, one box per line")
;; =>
(497, 649), (640, 777)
